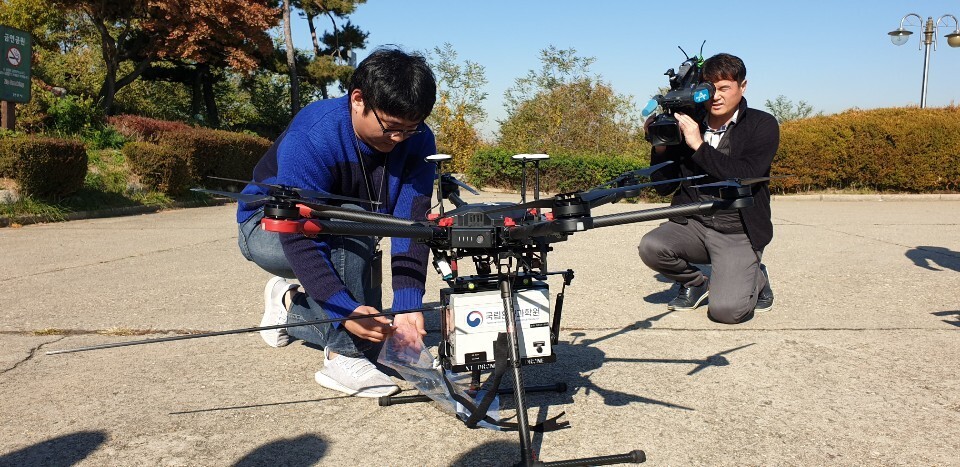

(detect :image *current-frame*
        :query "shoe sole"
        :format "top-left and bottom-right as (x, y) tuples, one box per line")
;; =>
(668, 291), (709, 312)
(754, 303), (774, 313)
(315, 372), (400, 398)
(260, 277), (290, 348)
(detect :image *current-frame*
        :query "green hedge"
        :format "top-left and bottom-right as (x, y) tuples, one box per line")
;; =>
(0, 136), (87, 198)
(122, 142), (191, 195)
(157, 128), (270, 189)
(773, 106), (960, 193)
(467, 148), (652, 194)
(469, 107), (960, 195)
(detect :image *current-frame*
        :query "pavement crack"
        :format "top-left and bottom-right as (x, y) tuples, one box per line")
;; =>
(1, 336), (67, 375)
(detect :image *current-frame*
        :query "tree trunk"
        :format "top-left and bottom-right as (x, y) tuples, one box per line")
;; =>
(93, 19), (118, 114)
(307, 13), (321, 55)
(200, 65), (220, 128)
(283, 0), (300, 116)
(191, 68), (202, 117)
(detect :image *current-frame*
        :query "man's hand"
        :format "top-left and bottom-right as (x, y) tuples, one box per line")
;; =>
(675, 113), (704, 151)
(388, 312), (427, 359)
(343, 305), (394, 343)
(392, 311), (427, 338)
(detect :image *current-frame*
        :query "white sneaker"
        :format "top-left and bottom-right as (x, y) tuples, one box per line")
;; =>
(260, 276), (297, 348)
(315, 348), (400, 398)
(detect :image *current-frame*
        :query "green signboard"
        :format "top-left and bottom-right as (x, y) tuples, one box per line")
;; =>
(1, 25), (32, 103)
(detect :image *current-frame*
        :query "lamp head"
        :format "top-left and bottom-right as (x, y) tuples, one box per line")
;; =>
(888, 28), (913, 46)
(946, 30), (960, 48)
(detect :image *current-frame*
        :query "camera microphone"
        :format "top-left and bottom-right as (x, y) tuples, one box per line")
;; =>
(641, 98), (659, 118)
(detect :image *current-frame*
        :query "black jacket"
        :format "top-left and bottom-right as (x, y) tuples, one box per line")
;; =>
(650, 98), (780, 250)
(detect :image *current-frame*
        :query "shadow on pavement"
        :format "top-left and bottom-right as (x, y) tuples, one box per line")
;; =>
(0, 431), (106, 467)
(232, 434), (328, 467)
(450, 440), (522, 467)
(169, 395), (351, 415)
(905, 246), (960, 272)
(931, 310), (960, 328)
(605, 343), (756, 375)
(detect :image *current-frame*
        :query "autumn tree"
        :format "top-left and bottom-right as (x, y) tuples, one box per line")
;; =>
(498, 46), (646, 156)
(426, 43), (488, 173)
(51, 0), (278, 115)
(764, 95), (818, 123)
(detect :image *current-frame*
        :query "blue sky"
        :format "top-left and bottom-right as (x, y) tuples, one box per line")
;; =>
(292, 1), (960, 137)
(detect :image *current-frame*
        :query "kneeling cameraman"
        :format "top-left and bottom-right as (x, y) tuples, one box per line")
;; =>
(638, 53), (779, 323)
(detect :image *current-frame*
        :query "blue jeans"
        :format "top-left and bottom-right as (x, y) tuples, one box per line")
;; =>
(239, 207), (383, 359)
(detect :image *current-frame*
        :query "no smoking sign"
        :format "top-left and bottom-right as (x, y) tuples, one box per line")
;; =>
(7, 46), (21, 67)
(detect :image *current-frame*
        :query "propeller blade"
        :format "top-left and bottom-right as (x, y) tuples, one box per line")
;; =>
(190, 188), (271, 203)
(205, 176), (375, 205)
(593, 161), (674, 190)
(580, 175), (706, 204)
(445, 176), (480, 195)
(691, 175), (791, 190)
(634, 160), (674, 178)
(741, 175), (792, 185)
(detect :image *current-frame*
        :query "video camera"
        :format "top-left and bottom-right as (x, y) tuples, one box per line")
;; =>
(643, 43), (715, 146)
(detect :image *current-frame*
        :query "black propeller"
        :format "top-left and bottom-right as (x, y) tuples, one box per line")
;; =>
(190, 188), (273, 204)
(690, 175), (790, 189)
(440, 173), (480, 195)
(592, 161), (674, 190)
(189, 188), (415, 226)
(205, 176), (374, 205)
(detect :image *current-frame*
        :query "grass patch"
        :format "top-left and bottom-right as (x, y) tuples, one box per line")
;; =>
(1, 148), (216, 223)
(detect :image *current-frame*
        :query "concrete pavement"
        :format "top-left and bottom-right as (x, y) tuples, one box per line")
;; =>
(1, 194), (958, 466)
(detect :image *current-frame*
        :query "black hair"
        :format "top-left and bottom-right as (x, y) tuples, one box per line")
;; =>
(702, 53), (746, 84)
(349, 46), (437, 122)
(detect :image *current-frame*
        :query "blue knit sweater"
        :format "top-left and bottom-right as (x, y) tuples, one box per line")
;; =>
(237, 96), (436, 318)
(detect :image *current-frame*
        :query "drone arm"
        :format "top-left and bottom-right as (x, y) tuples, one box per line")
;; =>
(302, 204), (418, 226)
(298, 219), (438, 240)
(591, 198), (753, 229)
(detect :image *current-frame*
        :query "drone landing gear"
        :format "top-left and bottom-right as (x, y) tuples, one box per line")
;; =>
(495, 273), (645, 466)
(379, 272), (645, 466)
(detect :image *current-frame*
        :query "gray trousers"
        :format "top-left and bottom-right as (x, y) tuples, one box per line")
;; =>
(638, 220), (767, 324)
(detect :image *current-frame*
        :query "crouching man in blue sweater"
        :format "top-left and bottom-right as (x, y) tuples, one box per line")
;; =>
(236, 47), (437, 397)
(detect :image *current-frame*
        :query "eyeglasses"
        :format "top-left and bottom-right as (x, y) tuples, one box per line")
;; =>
(371, 108), (425, 138)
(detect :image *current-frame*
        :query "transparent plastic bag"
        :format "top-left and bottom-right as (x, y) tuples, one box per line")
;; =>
(379, 323), (504, 431)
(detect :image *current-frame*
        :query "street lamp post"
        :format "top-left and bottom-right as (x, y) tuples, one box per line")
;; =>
(888, 13), (960, 108)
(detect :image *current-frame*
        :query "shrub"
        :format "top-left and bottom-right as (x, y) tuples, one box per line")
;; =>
(83, 126), (128, 150)
(157, 128), (270, 188)
(46, 94), (100, 135)
(0, 136), (87, 198)
(107, 114), (193, 142)
(468, 148), (653, 194)
(122, 142), (191, 195)
(773, 106), (960, 193)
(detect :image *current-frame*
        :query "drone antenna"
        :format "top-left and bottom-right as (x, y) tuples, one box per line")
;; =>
(426, 154), (453, 217)
(512, 154), (530, 204)
(698, 40), (706, 59)
(678, 45), (690, 60)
